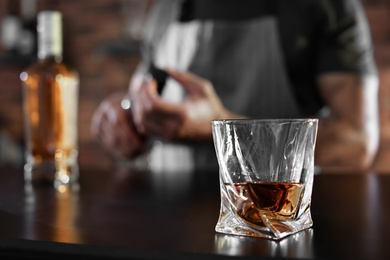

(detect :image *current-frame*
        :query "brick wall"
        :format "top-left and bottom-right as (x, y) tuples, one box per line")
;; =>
(0, 0), (389, 172)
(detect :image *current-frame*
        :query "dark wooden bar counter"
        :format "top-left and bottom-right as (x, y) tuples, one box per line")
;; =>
(0, 165), (389, 259)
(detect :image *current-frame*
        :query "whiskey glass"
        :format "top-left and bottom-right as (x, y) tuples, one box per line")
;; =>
(211, 118), (318, 240)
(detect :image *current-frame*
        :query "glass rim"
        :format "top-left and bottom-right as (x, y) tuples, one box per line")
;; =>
(211, 118), (319, 125)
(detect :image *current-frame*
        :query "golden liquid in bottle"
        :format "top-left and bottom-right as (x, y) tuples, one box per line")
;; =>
(21, 57), (79, 185)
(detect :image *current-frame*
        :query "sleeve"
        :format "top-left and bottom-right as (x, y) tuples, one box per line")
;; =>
(315, 0), (377, 75)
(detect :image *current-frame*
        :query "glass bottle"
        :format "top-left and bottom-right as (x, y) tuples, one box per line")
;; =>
(20, 11), (79, 187)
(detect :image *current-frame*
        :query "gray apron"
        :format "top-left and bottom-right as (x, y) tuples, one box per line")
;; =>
(144, 0), (302, 173)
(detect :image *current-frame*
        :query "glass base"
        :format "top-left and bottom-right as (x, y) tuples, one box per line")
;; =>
(24, 160), (79, 187)
(215, 201), (313, 240)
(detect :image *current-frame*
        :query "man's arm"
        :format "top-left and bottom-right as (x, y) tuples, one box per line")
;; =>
(314, 72), (379, 173)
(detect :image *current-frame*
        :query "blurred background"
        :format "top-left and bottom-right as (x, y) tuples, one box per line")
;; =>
(0, 0), (389, 172)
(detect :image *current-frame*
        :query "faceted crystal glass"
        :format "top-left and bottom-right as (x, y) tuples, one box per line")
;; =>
(211, 118), (318, 240)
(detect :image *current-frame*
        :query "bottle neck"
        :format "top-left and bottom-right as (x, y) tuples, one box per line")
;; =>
(37, 11), (62, 60)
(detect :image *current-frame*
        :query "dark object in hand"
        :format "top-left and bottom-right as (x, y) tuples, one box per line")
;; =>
(149, 63), (168, 95)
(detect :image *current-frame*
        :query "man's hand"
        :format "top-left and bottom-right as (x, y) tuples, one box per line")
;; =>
(90, 91), (147, 159)
(130, 68), (245, 142)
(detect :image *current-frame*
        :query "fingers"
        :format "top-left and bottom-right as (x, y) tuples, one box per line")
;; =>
(90, 93), (146, 159)
(140, 111), (183, 139)
(131, 77), (157, 133)
(165, 68), (212, 96)
(131, 77), (185, 138)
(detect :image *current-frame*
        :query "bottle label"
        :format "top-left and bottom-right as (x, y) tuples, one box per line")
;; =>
(37, 11), (62, 59)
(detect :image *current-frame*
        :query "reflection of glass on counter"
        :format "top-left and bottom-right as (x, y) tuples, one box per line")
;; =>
(214, 229), (314, 258)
